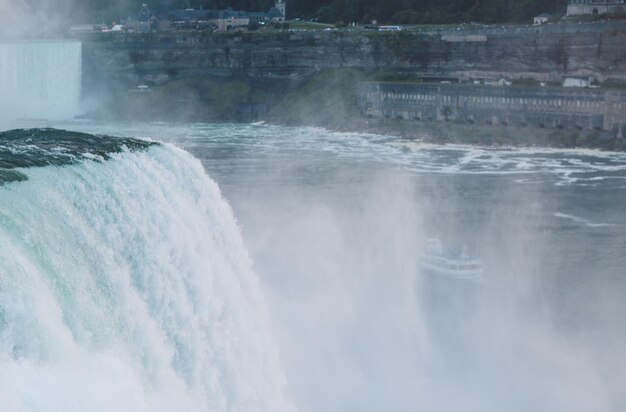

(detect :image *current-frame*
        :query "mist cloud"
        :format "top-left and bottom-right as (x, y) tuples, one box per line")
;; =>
(0, 0), (78, 39)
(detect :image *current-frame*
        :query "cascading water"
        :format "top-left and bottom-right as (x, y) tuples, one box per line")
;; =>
(0, 41), (81, 123)
(0, 129), (292, 412)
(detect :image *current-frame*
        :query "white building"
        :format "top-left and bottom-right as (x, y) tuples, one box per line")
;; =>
(567, 0), (625, 16)
(534, 13), (550, 25)
(563, 76), (592, 88)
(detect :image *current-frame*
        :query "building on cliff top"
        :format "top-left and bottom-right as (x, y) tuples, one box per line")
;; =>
(567, 0), (625, 16)
(122, 3), (158, 33)
(148, 0), (285, 32)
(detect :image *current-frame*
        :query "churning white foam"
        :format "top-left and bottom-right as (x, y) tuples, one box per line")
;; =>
(0, 145), (292, 412)
(553, 212), (611, 228)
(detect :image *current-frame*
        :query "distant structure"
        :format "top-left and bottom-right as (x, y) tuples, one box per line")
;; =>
(126, 3), (156, 33)
(567, 0), (625, 16)
(275, 0), (286, 19)
(359, 82), (626, 133)
(563, 76), (593, 87)
(533, 13), (550, 25)
(153, 0), (286, 32)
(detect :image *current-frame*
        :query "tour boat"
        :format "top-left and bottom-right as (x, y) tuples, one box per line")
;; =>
(419, 238), (484, 281)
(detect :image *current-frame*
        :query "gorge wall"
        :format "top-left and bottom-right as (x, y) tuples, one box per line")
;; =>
(80, 21), (626, 96)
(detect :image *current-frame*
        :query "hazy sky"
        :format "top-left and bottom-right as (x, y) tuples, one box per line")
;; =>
(0, 0), (77, 38)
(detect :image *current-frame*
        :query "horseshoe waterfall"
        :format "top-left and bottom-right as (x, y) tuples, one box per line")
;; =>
(0, 129), (291, 412)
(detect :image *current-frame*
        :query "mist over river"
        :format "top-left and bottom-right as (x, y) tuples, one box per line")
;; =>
(22, 120), (620, 412)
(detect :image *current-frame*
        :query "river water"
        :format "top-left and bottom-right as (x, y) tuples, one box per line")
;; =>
(2, 121), (626, 411)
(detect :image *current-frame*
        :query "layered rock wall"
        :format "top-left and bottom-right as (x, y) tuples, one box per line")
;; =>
(81, 21), (626, 95)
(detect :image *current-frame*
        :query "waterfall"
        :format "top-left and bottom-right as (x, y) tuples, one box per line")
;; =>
(0, 130), (292, 412)
(0, 41), (81, 123)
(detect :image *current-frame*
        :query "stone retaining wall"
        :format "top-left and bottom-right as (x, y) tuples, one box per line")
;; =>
(358, 82), (626, 133)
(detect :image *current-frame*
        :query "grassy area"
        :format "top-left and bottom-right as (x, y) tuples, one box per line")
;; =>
(564, 13), (626, 23)
(284, 21), (335, 30)
(600, 81), (626, 90)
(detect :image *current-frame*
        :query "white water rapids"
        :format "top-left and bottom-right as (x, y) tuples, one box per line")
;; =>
(0, 145), (291, 412)
(0, 35), (625, 411)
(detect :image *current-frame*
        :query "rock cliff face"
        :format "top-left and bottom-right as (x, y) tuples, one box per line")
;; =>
(81, 21), (626, 95)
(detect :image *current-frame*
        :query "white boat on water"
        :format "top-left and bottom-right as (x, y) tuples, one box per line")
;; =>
(419, 238), (484, 281)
